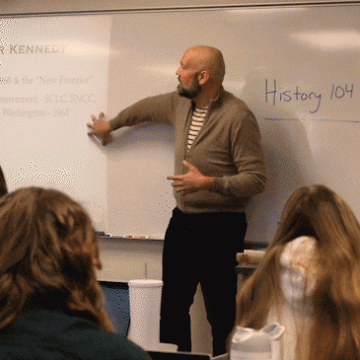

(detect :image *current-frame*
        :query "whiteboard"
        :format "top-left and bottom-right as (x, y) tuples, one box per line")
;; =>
(1, 3), (359, 242)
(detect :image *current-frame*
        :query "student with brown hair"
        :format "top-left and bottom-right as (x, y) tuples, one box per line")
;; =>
(0, 166), (7, 197)
(235, 184), (360, 360)
(0, 187), (151, 360)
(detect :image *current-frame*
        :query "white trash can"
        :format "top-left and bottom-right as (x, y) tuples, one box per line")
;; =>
(127, 279), (163, 351)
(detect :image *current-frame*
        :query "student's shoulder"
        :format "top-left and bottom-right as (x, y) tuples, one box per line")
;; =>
(13, 309), (152, 360)
(58, 313), (152, 360)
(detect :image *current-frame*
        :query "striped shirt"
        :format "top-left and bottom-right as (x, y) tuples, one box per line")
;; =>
(187, 107), (208, 151)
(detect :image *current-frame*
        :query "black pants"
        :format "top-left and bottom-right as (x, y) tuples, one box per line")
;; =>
(160, 208), (247, 356)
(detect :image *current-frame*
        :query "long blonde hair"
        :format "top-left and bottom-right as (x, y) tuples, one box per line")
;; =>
(0, 187), (114, 332)
(236, 184), (360, 360)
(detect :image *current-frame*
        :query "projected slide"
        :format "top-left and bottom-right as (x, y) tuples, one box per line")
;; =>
(0, 15), (111, 230)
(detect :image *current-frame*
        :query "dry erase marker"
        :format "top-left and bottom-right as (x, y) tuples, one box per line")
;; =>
(125, 234), (149, 239)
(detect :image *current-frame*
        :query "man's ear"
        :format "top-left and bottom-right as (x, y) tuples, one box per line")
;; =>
(197, 70), (210, 85)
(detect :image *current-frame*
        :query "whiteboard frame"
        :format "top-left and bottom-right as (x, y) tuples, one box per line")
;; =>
(1, 0), (360, 16)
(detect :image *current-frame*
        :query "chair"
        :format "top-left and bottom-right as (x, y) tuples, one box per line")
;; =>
(100, 280), (130, 336)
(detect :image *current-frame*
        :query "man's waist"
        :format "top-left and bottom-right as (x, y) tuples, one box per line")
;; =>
(174, 187), (249, 212)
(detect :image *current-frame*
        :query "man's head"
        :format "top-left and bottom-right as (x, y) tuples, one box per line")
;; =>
(176, 46), (225, 101)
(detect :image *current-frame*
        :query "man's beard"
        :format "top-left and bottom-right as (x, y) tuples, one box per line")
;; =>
(177, 75), (202, 99)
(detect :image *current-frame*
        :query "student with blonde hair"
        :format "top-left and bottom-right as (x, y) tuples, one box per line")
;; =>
(235, 184), (360, 360)
(0, 187), (151, 360)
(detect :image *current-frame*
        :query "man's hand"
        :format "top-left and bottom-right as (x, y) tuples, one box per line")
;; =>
(87, 112), (112, 145)
(167, 160), (213, 195)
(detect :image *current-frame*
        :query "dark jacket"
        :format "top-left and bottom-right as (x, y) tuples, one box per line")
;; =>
(0, 308), (152, 360)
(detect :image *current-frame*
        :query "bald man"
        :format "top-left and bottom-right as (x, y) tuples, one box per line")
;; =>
(88, 46), (267, 356)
